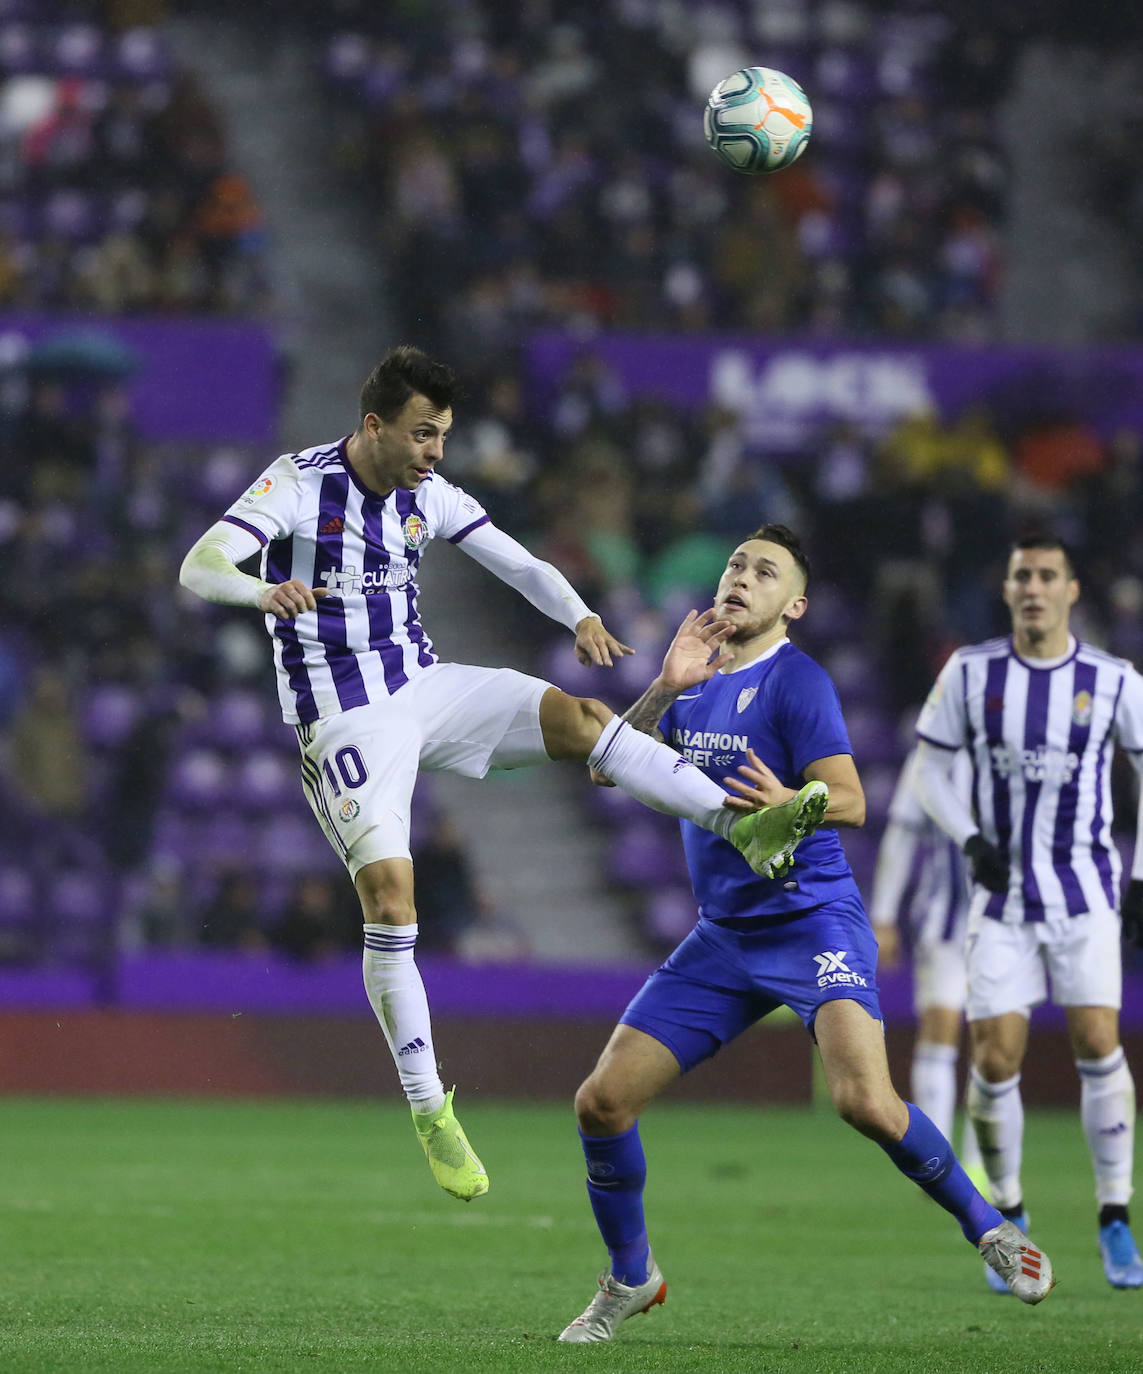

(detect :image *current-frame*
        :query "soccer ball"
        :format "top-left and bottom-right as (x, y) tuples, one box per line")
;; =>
(703, 66), (813, 175)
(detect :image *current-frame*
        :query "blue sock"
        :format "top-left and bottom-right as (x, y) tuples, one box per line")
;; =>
(580, 1123), (651, 1286)
(881, 1102), (1003, 1244)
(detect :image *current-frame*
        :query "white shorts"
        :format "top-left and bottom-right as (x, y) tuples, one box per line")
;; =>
(912, 938), (968, 1016)
(296, 662), (550, 878)
(964, 908), (1123, 1022)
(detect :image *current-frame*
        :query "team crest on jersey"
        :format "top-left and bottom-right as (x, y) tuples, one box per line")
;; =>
(241, 475), (275, 504)
(339, 799), (360, 823)
(736, 686), (757, 714)
(1072, 690), (1093, 727)
(402, 514), (429, 548)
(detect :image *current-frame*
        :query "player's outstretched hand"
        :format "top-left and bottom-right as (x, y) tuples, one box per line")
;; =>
(259, 580), (331, 620)
(660, 609), (735, 691)
(964, 833), (1009, 894)
(575, 616), (635, 668)
(1122, 879), (1143, 947)
(721, 747), (796, 811)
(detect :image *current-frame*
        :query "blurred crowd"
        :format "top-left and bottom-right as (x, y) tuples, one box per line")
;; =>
(4, 0), (1143, 973)
(0, 0), (271, 314)
(321, 0), (1015, 356)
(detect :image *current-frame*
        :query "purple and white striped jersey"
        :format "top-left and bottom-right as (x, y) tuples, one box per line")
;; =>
(222, 438), (491, 724)
(916, 636), (1143, 923)
(881, 748), (971, 948)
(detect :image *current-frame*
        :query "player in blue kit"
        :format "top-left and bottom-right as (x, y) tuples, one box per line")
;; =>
(558, 525), (1054, 1343)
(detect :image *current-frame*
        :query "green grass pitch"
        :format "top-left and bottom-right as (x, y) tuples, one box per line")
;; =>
(1, 1097), (1140, 1373)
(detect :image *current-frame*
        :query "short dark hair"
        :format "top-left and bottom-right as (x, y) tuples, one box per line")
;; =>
(1010, 531), (1076, 579)
(359, 345), (459, 422)
(746, 522), (811, 590)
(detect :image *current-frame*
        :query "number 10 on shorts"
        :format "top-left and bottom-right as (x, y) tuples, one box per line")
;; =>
(322, 745), (369, 796)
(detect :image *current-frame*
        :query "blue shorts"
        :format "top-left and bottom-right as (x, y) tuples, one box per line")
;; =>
(620, 892), (882, 1074)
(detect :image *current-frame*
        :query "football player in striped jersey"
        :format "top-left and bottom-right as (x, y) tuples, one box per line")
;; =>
(916, 532), (1143, 1290)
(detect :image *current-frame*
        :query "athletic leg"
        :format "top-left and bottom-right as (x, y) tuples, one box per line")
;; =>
(815, 999), (1001, 1243)
(559, 1026), (679, 1342)
(539, 688), (827, 875)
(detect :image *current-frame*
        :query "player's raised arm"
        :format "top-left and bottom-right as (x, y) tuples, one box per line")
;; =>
(452, 520), (633, 665)
(179, 521), (329, 620)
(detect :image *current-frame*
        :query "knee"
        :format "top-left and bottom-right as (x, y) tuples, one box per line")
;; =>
(972, 1043), (1021, 1083)
(575, 1076), (636, 1137)
(355, 873), (416, 927)
(1073, 1029), (1121, 1062)
(833, 1085), (904, 1144)
(543, 692), (613, 762)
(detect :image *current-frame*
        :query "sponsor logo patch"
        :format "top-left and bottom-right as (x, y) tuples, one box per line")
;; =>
(241, 475), (275, 504)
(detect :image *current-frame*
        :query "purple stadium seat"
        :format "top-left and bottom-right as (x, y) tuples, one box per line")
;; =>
(193, 812), (257, 867)
(253, 812), (339, 875)
(113, 27), (170, 82)
(233, 748), (295, 810)
(53, 23), (102, 75)
(644, 885), (697, 946)
(0, 22), (37, 73)
(42, 188), (98, 241)
(325, 33), (370, 84)
(608, 817), (689, 889)
(81, 682), (142, 749)
(166, 747), (231, 811)
(844, 706), (903, 767)
(0, 863), (39, 959)
(814, 48), (877, 102)
(211, 688), (275, 749)
(47, 868), (116, 961)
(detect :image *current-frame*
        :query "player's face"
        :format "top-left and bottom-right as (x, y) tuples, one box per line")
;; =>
(1002, 547), (1078, 645)
(714, 539), (807, 643)
(361, 394), (452, 492)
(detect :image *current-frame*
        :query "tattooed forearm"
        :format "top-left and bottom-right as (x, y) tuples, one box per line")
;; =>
(621, 682), (680, 740)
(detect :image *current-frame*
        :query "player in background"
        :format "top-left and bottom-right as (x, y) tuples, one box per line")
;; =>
(179, 347), (827, 1204)
(558, 526), (1051, 1343)
(915, 532), (1143, 1290)
(870, 746), (986, 1189)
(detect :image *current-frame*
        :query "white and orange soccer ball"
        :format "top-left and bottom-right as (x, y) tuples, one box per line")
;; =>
(703, 66), (813, 175)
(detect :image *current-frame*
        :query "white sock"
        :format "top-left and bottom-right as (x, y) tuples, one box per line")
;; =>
(362, 923), (446, 1111)
(911, 1040), (958, 1141)
(1077, 1048), (1136, 1207)
(967, 1067), (1024, 1211)
(588, 717), (735, 837)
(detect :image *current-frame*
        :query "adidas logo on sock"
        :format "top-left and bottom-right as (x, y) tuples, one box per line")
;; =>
(397, 1037), (426, 1056)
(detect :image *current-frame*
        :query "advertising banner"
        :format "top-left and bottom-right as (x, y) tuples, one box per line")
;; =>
(528, 332), (1143, 452)
(0, 313), (280, 442)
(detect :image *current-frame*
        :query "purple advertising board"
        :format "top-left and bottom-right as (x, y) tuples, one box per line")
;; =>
(527, 332), (1143, 452)
(0, 313), (280, 442)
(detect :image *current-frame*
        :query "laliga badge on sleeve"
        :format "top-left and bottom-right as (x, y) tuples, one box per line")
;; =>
(240, 475), (276, 506)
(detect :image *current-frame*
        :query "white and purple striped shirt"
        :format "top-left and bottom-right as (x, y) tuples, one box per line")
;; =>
(222, 439), (493, 724)
(879, 747), (971, 947)
(916, 637), (1143, 923)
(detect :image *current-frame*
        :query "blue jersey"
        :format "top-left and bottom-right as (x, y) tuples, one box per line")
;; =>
(661, 640), (860, 922)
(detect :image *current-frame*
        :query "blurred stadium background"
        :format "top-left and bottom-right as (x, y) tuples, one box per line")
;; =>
(1, 0), (1143, 1103)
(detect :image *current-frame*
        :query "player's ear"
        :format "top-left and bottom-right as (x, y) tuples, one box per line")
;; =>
(1067, 577), (1080, 607)
(784, 593), (808, 623)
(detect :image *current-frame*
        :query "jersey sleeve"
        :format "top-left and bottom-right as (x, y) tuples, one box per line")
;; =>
(422, 474), (491, 543)
(774, 655), (854, 776)
(915, 650), (967, 751)
(221, 455), (305, 545)
(886, 750), (928, 829)
(1114, 664), (1143, 753)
